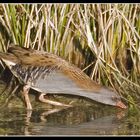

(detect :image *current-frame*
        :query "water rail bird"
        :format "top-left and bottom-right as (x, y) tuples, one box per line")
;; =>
(0, 45), (127, 110)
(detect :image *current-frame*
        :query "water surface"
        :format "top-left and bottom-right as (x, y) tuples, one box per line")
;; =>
(0, 81), (140, 136)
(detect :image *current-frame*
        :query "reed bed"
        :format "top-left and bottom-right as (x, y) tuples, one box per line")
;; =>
(0, 4), (139, 106)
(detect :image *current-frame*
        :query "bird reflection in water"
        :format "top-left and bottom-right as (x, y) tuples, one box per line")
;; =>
(23, 105), (126, 135)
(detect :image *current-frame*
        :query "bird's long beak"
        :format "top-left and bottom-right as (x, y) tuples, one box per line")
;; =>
(116, 101), (127, 109)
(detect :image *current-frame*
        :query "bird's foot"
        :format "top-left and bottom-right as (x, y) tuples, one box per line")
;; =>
(39, 93), (72, 107)
(40, 108), (66, 122)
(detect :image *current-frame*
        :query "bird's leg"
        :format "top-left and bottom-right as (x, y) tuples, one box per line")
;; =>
(23, 85), (32, 110)
(39, 93), (72, 107)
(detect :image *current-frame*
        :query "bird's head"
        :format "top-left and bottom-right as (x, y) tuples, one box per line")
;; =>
(96, 87), (127, 109)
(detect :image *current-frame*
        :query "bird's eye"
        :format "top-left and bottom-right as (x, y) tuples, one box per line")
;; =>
(111, 96), (118, 101)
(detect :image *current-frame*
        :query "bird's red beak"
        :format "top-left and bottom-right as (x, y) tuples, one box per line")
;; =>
(116, 101), (127, 109)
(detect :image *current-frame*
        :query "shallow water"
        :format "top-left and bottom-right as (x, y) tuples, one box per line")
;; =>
(0, 81), (140, 136)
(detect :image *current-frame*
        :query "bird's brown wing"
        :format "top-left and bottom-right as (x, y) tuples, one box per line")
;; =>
(7, 45), (102, 92)
(8, 45), (62, 67)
